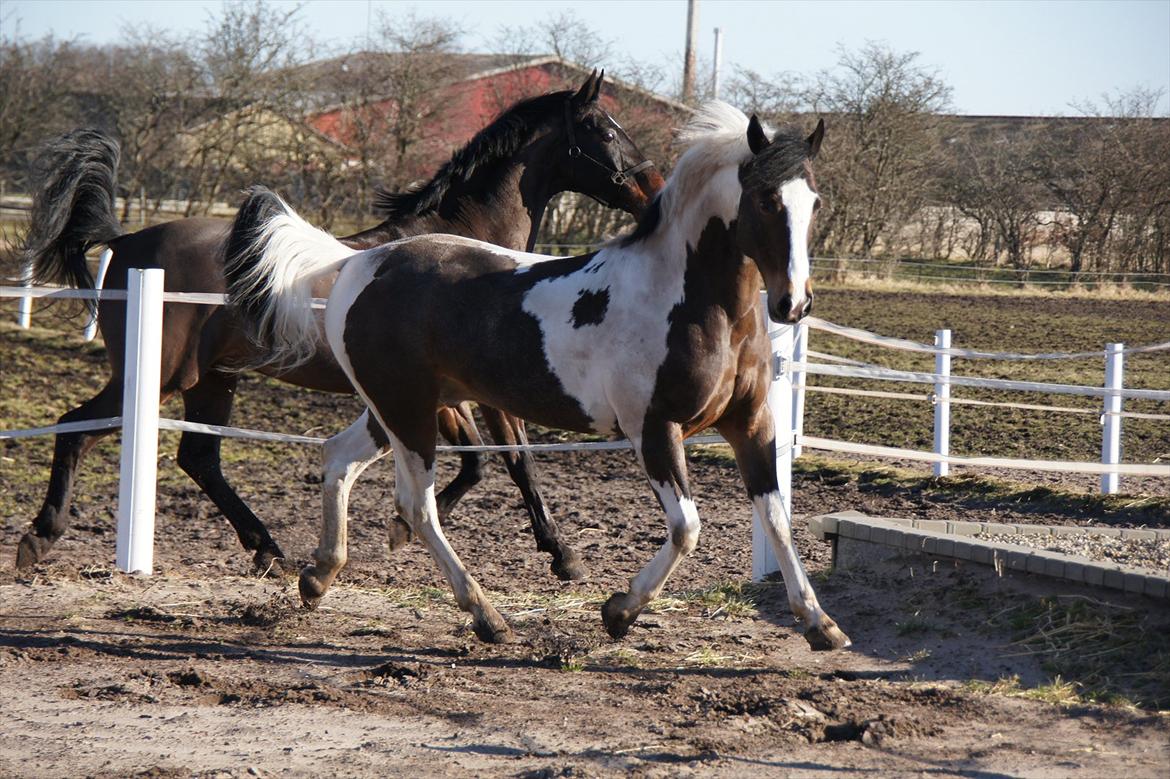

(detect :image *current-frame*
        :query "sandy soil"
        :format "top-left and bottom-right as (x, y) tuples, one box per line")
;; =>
(2, 438), (1168, 778)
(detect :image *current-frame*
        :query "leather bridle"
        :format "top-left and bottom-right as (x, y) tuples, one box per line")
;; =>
(564, 101), (655, 186)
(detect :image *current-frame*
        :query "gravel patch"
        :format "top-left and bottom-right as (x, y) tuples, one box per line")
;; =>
(978, 532), (1170, 577)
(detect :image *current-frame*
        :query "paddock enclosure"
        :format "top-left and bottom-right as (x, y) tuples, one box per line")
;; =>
(2, 280), (1167, 776)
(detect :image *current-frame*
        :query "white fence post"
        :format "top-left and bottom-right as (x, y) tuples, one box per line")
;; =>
(1100, 342), (1124, 495)
(754, 302), (792, 581)
(83, 248), (113, 342)
(115, 268), (164, 575)
(932, 329), (952, 478)
(791, 322), (808, 458)
(17, 261), (32, 328)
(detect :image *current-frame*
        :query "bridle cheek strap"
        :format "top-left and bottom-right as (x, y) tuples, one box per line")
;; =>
(564, 101), (656, 186)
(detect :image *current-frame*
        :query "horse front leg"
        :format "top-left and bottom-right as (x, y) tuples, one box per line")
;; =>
(432, 403), (485, 520)
(299, 408), (390, 608)
(479, 406), (587, 581)
(601, 420), (699, 638)
(178, 371), (285, 575)
(717, 404), (850, 651)
(17, 380), (123, 569)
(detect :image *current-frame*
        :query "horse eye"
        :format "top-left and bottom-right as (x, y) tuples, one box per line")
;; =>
(603, 130), (616, 142)
(759, 195), (779, 213)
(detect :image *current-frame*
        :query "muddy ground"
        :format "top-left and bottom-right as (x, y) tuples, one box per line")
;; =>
(2, 289), (1169, 777)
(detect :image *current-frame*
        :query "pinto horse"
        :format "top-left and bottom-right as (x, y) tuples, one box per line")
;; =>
(223, 102), (849, 651)
(17, 71), (663, 578)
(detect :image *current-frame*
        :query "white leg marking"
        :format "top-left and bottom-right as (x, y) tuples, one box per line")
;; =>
(627, 479), (701, 605)
(751, 490), (830, 629)
(314, 409), (388, 578)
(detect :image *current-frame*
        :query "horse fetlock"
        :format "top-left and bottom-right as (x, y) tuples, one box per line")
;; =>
(387, 517), (413, 552)
(601, 592), (642, 639)
(804, 617), (851, 652)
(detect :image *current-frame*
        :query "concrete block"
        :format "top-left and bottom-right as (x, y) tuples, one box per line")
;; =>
(1155, 530), (1170, 542)
(1017, 525), (1051, 537)
(937, 538), (956, 558)
(1042, 557), (1066, 579)
(1049, 526), (1083, 537)
(1123, 572), (1146, 594)
(921, 536), (939, 555)
(1083, 565), (1105, 587)
(1007, 550), (1031, 572)
(1089, 527), (1122, 538)
(915, 520), (948, 534)
(951, 539), (977, 562)
(947, 521), (982, 537)
(887, 517), (914, 528)
(902, 531), (923, 551)
(808, 514), (836, 539)
(1062, 561), (1086, 584)
(970, 544), (993, 566)
(1143, 576), (1169, 600)
(1120, 529), (1158, 542)
(1102, 568), (1124, 591)
(1026, 555), (1047, 574)
(840, 521), (870, 542)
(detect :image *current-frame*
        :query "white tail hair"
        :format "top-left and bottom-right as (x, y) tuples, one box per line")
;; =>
(224, 187), (358, 368)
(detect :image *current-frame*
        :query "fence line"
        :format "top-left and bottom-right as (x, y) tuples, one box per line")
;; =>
(2, 281), (1167, 574)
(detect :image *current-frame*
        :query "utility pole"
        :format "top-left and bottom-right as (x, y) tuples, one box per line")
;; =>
(711, 27), (724, 99)
(682, 0), (699, 103)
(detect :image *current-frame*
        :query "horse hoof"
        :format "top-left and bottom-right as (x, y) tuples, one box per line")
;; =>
(387, 516), (413, 552)
(804, 620), (852, 652)
(252, 548), (285, 578)
(472, 617), (516, 644)
(298, 568), (328, 611)
(551, 552), (588, 582)
(601, 592), (639, 639)
(15, 533), (51, 570)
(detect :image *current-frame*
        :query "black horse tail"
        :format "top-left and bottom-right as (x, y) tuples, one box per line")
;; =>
(224, 186), (357, 367)
(21, 128), (124, 294)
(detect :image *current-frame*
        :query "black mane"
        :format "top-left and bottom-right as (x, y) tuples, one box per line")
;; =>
(373, 90), (574, 218)
(742, 127), (812, 190)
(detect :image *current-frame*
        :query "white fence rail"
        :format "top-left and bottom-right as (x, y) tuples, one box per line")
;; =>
(3, 280), (1168, 577)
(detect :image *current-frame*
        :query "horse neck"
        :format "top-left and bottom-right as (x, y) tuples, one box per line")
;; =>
(340, 133), (560, 253)
(638, 171), (763, 321)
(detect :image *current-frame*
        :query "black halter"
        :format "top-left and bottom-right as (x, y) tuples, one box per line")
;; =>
(564, 101), (655, 186)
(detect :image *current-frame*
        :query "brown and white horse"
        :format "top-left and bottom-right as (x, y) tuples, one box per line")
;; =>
(17, 72), (662, 579)
(224, 102), (849, 651)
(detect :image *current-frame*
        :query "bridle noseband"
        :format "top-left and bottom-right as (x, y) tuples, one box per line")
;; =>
(564, 101), (655, 186)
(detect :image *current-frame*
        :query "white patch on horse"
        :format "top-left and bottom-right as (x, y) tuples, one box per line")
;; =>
(625, 480), (701, 602)
(780, 177), (816, 316)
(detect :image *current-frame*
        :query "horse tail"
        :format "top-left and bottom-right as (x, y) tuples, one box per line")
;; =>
(223, 186), (358, 368)
(21, 129), (124, 301)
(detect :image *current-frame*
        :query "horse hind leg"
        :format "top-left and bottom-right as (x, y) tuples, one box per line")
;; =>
(177, 372), (286, 575)
(479, 406), (587, 581)
(298, 409), (389, 609)
(386, 421), (513, 644)
(16, 380), (122, 569)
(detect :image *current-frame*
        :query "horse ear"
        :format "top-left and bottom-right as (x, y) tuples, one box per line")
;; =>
(592, 69), (605, 102)
(747, 114), (771, 155)
(807, 118), (825, 159)
(573, 69), (599, 106)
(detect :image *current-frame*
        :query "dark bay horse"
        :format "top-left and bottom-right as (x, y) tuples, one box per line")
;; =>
(16, 71), (663, 578)
(223, 102), (850, 651)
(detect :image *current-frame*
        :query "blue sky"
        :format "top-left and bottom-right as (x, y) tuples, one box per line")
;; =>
(4, 0), (1168, 116)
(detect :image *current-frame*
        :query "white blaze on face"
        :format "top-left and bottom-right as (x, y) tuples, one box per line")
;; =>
(779, 177), (817, 317)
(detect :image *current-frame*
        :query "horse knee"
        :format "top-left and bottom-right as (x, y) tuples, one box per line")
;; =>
(670, 500), (701, 555)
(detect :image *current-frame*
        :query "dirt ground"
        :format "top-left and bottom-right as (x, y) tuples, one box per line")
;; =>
(2, 437), (1169, 778)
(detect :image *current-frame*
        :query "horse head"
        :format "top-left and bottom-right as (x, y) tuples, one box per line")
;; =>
(736, 116), (824, 323)
(559, 70), (665, 216)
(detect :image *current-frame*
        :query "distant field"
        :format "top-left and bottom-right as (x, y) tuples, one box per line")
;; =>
(806, 286), (1169, 478)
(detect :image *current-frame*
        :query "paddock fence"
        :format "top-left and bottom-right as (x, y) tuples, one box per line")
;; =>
(2, 273), (1168, 578)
